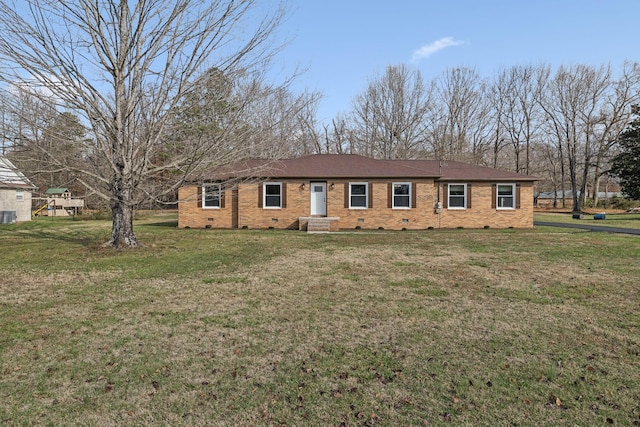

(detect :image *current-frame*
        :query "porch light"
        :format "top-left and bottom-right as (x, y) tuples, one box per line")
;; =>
(330, 183), (335, 190)
(300, 183), (306, 190)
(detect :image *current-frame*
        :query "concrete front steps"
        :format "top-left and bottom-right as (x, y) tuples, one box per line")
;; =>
(299, 217), (340, 233)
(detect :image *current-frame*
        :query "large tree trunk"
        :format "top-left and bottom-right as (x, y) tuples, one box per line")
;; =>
(104, 180), (139, 248)
(569, 155), (582, 213)
(592, 173), (602, 208)
(106, 202), (139, 248)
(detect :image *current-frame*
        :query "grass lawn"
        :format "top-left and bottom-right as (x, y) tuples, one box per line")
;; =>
(1, 213), (639, 426)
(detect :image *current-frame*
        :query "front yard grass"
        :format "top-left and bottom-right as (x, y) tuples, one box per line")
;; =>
(1, 214), (639, 425)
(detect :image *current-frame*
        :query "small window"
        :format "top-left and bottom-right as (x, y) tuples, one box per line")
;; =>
(202, 184), (221, 208)
(393, 183), (411, 209)
(448, 184), (466, 209)
(16, 190), (24, 201)
(349, 183), (368, 209)
(497, 184), (515, 209)
(264, 183), (282, 208)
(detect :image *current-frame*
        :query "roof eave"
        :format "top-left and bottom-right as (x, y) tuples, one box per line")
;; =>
(0, 183), (37, 190)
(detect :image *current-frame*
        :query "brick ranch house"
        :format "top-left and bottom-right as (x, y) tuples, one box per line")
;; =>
(178, 154), (537, 231)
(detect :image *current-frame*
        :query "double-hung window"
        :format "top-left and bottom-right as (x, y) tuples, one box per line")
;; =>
(16, 190), (24, 202)
(263, 183), (282, 208)
(392, 182), (411, 208)
(448, 184), (467, 209)
(497, 184), (516, 209)
(202, 184), (221, 208)
(349, 182), (368, 208)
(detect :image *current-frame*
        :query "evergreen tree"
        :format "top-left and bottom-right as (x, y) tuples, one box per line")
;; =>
(611, 106), (640, 200)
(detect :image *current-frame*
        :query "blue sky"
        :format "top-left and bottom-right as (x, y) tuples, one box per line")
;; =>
(275, 0), (639, 125)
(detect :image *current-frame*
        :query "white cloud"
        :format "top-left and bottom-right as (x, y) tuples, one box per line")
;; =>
(411, 37), (464, 62)
(8, 73), (61, 99)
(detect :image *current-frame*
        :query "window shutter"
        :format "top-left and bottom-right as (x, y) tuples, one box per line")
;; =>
(258, 183), (263, 208)
(197, 186), (203, 208)
(491, 185), (496, 209)
(344, 183), (349, 208)
(516, 184), (521, 209)
(387, 183), (393, 208)
(467, 184), (472, 209)
(281, 183), (287, 208)
(442, 184), (448, 209)
(412, 183), (417, 208)
(220, 188), (226, 209)
(368, 183), (373, 208)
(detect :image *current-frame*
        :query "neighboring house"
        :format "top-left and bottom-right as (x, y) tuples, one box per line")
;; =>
(178, 154), (537, 231)
(33, 187), (85, 217)
(0, 156), (36, 223)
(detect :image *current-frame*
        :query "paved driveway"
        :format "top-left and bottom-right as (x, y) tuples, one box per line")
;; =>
(534, 221), (640, 235)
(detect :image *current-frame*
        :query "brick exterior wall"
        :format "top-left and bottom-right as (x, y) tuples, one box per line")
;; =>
(237, 181), (305, 230)
(178, 179), (534, 230)
(326, 179), (438, 229)
(178, 186), (235, 229)
(437, 182), (534, 229)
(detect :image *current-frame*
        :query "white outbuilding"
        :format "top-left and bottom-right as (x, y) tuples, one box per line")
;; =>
(0, 156), (36, 223)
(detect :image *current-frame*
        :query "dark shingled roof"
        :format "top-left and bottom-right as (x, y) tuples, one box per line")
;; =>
(393, 160), (537, 182)
(204, 154), (537, 182)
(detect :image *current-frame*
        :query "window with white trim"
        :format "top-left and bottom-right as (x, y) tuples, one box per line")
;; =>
(263, 183), (282, 208)
(16, 190), (24, 202)
(202, 184), (221, 208)
(448, 184), (466, 209)
(393, 182), (411, 208)
(497, 184), (516, 209)
(349, 182), (368, 208)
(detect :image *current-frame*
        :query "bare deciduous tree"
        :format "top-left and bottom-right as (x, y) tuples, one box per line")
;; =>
(1, 88), (86, 192)
(493, 65), (547, 174)
(203, 78), (322, 160)
(0, 0), (285, 247)
(430, 67), (487, 162)
(351, 64), (432, 159)
(322, 115), (352, 154)
(540, 64), (613, 213)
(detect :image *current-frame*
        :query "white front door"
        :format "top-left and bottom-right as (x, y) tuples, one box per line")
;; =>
(310, 182), (327, 216)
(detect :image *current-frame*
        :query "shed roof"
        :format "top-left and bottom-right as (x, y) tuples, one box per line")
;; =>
(205, 154), (537, 182)
(45, 187), (69, 195)
(0, 156), (36, 190)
